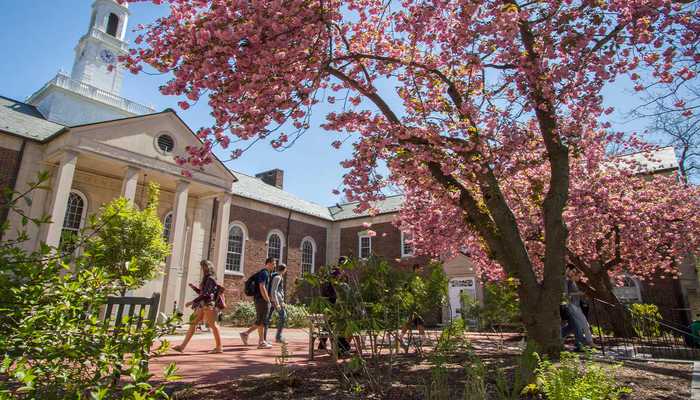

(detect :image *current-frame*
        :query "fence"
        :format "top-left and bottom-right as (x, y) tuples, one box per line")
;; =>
(589, 297), (700, 360)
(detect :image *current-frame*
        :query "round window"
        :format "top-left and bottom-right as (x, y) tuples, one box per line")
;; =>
(156, 134), (175, 153)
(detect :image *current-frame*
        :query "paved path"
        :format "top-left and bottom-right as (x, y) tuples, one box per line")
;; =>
(150, 327), (325, 384)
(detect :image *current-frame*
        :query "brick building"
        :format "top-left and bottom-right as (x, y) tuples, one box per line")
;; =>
(0, 0), (697, 326)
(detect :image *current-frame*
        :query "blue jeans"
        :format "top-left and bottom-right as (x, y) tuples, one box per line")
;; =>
(264, 304), (287, 341)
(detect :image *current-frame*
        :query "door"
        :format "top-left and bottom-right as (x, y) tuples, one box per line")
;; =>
(448, 277), (477, 324)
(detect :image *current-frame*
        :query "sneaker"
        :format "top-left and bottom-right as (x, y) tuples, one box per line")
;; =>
(240, 332), (249, 346)
(258, 342), (273, 349)
(275, 338), (287, 344)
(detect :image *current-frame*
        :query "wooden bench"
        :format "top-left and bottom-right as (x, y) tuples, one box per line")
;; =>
(102, 293), (161, 333)
(308, 313), (337, 361)
(101, 293), (161, 382)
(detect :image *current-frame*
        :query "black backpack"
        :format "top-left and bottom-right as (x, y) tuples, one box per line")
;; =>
(244, 270), (263, 296)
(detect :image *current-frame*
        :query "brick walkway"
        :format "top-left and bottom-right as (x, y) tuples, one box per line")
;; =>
(150, 327), (325, 384)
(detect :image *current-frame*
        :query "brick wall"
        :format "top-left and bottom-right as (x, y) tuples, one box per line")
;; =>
(221, 203), (327, 306)
(0, 147), (20, 225)
(339, 221), (429, 269)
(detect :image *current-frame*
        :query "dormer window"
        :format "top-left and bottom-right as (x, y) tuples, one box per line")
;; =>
(106, 13), (119, 37)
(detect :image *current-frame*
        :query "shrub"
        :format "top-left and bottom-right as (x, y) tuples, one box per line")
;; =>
(225, 301), (309, 328)
(83, 183), (169, 293)
(0, 173), (177, 399)
(535, 352), (631, 400)
(629, 303), (662, 338)
(465, 278), (522, 330)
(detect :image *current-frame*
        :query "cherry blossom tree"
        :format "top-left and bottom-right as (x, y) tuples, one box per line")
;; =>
(400, 132), (700, 337)
(125, 0), (698, 355)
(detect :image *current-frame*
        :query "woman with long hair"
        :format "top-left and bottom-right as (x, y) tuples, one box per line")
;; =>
(173, 260), (223, 353)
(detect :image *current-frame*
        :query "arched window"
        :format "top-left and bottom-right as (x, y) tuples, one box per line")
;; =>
(60, 191), (87, 250)
(162, 212), (173, 242)
(226, 223), (246, 273)
(266, 231), (284, 262)
(301, 238), (315, 274)
(106, 13), (119, 37)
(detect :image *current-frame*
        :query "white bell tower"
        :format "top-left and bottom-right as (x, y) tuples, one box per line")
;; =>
(71, 0), (130, 94)
(26, 0), (155, 126)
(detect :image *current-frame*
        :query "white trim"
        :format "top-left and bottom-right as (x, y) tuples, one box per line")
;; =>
(400, 231), (414, 258)
(358, 231), (372, 259)
(153, 131), (177, 155)
(64, 189), (88, 231)
(162, 211), (173, 243)
(266, 229), (285, 262)
(300, 236), (316, 274)
(225, 221), (248, 275)
(613, 274), (643, 303)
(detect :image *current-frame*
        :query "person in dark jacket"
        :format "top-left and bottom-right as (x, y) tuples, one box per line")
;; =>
(173, 260), (223, 353)
(318, 258), (351, 354)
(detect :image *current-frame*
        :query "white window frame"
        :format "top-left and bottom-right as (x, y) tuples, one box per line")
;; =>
(400, 231), (414, 258)
(225, 221), (247, 276)
(358, 231), (372, 259)
(300, 237), (316, 274)
(62, 190), (88, 233)
(60, 190), (88, 252)
(162, 211), (173, 243)
(266, 229), (285, 263)
(613, 274), (643, 304)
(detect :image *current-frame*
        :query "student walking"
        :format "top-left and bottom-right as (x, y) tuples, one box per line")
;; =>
(240, 257), (275, 349)
(265, 263), (288, 344)
(173, 260), (223, 353)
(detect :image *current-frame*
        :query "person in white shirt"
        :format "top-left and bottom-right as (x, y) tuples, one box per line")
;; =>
(266, 263), (288, 344)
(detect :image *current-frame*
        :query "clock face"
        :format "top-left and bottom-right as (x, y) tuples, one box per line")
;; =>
(99, 49), (116, 64)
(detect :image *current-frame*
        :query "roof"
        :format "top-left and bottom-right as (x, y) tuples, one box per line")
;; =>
(0, 96), (66, 141)
(615, 146), (679, 174)
(231, 171), (334, 220)
(329, 195), (404, 220)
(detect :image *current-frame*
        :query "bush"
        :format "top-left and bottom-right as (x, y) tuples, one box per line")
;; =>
(534, 352), (631, 400)
(0, 174), (177, 399)
(629, 303), (662, 338)
(462, 278), (521, 330)
(225, 301), (310, 328)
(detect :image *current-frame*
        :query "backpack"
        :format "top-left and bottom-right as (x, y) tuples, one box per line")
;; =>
(214, 284), (227, 310)
(244, 270), (263, 297)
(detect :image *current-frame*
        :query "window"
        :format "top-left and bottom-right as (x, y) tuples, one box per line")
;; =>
(401, 231), (414, 258)
(613, 275), (643, 303)
(358, 233), (372, 259)
(106, 13), (119, 37)
(156, 134), (175, 153)
(162, 212), (173, 242)
(60, 191), (87, 251)
(267, 231), (283, 262)
(301, 238), (315, 274)
(226, 224), (246, 273)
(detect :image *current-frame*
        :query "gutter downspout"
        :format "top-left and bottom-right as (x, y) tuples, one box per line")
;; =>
(285, 209), (292, 265)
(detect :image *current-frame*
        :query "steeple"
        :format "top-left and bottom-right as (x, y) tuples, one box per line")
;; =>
(71, 0), (130, 94)
(26, 0), (154, 127)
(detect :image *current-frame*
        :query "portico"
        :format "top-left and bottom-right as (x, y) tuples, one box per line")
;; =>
(26, 110), (236, 315)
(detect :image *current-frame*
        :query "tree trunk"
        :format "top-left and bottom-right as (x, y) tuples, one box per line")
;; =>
(579, 272), (633, 338)
(519, 282), (563, 358)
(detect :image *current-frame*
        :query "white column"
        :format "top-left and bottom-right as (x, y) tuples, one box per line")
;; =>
(212, 193), (232, 283)
(161, 179), (189, 313)
(44, 151), (78, 248)
(120, 166), (140, 203)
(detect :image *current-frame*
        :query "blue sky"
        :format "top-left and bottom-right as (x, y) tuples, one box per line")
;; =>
(0, 0), (352, 206)
(0, 1), (655, 206)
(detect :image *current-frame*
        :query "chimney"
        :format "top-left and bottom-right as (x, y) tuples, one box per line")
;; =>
(255, 169), (284, 189)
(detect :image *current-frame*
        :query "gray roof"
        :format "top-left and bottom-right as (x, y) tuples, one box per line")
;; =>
(231, 171), (334, 220)
(615, 146), (679, 174)
(0, 96), (65, 141)
(329, 195), (404, 220)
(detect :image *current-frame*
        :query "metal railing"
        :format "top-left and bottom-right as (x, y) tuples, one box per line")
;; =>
(47, 72), (155, 116)
(590, 297), (700, 360)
